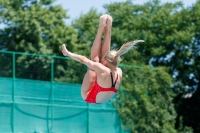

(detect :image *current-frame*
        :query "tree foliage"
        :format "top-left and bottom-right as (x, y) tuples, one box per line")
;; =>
(102, 0), (199, 132)
(0, 0), (85, 82)
(113, 67), (178, 133)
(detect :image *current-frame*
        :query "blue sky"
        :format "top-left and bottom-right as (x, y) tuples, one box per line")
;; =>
(53, 0), (197, 24)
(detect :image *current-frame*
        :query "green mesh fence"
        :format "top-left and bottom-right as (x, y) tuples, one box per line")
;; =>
(0, 51), (131, 133)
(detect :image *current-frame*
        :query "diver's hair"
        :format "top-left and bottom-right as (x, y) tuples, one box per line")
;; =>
(105, 40), (145, 66)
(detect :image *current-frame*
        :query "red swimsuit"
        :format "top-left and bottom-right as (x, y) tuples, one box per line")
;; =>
(85, 72), (118, 104)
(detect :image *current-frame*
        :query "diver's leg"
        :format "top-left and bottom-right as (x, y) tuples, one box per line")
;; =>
(90, 14), (108, 62)
(81, 14), (108, 100)
(101, 15), (112, 63)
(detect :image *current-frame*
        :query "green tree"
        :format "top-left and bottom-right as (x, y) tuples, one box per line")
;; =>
(0, 0), (74, 54)
(0, 0), (85, 83)
(173, 1), (200, 133)
(113, 66), (178, 133)
(103, 0), (196, 132)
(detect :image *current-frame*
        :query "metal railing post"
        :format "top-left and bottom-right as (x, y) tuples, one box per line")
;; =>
(12, 53), (16, 133)
(51, 57), (54, 132)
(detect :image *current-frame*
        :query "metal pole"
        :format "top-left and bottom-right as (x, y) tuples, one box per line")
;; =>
(86, 66), (89, 133)
(51, 57), (54, 132)
(12, 53), (16, 133)
(87, 103), (89, 133)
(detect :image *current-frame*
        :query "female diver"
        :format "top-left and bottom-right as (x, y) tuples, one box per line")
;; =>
(62, 14), (144, 104)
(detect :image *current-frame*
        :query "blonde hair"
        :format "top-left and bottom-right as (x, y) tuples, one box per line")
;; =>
(105, 40), (144, 66)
